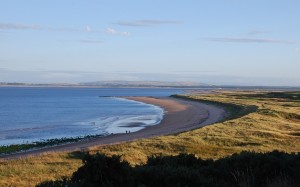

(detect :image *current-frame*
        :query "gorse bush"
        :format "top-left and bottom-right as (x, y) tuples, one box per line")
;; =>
(37, 150), (300, 187)
(240, 92), (300, 101)
(71, 153), (134, 186)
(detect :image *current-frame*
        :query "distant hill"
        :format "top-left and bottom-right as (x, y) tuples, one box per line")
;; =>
(79, 81), (212, 88)
(0, 81), (213, 88)
(1, 81), (299, 90)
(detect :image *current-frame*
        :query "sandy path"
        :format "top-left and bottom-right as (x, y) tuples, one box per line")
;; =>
(0, 97), (226, 160)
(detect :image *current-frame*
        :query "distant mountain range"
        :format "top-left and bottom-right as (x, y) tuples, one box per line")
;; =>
(0, 81), (213, 88)
(79, 81), (213, 88)
(1, 81), (299, 90)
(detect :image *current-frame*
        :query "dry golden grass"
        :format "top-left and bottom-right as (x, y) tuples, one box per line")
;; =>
(0, 91), (299, 186)
(0, 152), (82, 187)
(93, 91), (299, 163)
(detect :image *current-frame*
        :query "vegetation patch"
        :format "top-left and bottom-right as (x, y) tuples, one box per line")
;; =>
(235, 92), (300, 101)
(258, 109), (300, 121)
(37, 151), (300, 187)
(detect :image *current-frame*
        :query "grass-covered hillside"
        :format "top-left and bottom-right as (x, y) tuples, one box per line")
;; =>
(94, 91), (300, 163)
(0, 91), (299, 186)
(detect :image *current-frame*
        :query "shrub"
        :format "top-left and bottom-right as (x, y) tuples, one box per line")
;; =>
(37, 151), (300, 187)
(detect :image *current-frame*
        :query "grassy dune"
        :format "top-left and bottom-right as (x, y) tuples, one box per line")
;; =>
(0, 91), (299, 186)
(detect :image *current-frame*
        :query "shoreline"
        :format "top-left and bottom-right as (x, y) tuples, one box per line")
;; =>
(0, 96), (226, 160)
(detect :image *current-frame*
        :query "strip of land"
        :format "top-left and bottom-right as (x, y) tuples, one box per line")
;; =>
(0, 97), (226, 160)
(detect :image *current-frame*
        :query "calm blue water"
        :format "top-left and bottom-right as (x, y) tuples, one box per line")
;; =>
(0, 87), (186, 145)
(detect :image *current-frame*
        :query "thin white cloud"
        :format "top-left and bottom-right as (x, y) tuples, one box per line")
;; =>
(114, 20), (180, 27)
(47, 27), (80, 32)
(0, 23), (41, 30)
(0, 22), (89, 33)
(106, 28), (130, 36)
(120, 32), (130, 36)
(0, 22), (131, 38)
(79, 39), (103, 44)
(106, 28), (117, 34)
(296, 48), (300, 52)
(204, 37), (293, 44)
(246, 30), (271, 35)
(0, 30), (10, 34)
(86, 25), (91, 32)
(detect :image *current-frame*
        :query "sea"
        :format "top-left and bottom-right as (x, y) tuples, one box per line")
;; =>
(0, 87), (191, 146)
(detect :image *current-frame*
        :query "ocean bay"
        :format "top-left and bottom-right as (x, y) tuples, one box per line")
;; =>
(0, 87), (184, 145)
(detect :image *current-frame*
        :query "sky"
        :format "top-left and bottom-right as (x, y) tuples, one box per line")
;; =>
(0, 0), (300, 86)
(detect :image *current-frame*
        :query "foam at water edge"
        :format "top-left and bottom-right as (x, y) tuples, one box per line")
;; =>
(101, 97), (164, 134)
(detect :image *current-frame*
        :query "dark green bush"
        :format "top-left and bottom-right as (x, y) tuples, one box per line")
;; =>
(71, 153), (134, 187)
(37, 151), (300, 187)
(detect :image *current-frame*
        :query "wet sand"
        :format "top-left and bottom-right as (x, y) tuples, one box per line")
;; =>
(0, 97), (226, 160)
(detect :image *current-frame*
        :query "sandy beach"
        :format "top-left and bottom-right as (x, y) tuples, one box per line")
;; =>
(0, 97), (226, 159)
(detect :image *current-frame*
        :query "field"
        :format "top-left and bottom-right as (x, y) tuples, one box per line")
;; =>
(0, 91), (299, 186)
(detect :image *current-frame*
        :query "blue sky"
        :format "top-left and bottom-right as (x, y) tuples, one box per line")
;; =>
(0, 0), (299, 86)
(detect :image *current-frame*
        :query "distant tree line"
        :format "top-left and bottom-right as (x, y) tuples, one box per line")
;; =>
(37, 150), (300, 187)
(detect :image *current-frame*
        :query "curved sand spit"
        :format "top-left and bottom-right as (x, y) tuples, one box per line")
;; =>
(0, 97), (226, 159)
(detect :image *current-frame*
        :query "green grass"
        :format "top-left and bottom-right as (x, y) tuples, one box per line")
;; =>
(237, 91), (300, 101)
(0, 91), (299, 186)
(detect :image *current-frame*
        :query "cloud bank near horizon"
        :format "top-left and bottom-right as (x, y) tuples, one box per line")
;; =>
(0, 69), (299, 86)
(204, 37), (293, 44)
